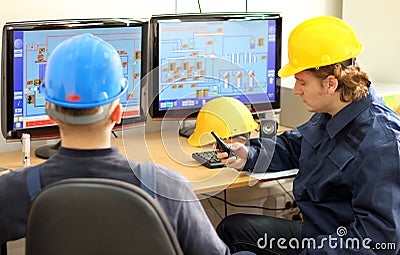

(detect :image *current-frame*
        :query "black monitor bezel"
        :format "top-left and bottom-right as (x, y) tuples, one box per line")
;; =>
(147, 12), (282, 120)
(1, 18), (147, 141)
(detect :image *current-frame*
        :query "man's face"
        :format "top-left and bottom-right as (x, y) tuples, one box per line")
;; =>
(293, 71), (334, 113)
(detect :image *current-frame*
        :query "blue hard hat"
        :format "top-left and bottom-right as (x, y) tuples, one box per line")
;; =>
(40, 33), (128, 108)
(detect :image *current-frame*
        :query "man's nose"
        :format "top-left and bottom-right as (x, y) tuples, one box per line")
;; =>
(293, 83), (302, 95)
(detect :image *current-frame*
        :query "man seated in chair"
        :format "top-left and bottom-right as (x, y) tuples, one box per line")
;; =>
(0, 34), (236, 255)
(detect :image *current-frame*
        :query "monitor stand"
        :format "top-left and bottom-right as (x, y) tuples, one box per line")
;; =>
(35, 140), (61, 159)
(178, 119), (196, 138)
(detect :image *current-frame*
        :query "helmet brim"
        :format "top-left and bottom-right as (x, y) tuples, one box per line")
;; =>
(278, 63), (299, 78)
(41, 78), (128, 109)
(188, 131), (215, 147)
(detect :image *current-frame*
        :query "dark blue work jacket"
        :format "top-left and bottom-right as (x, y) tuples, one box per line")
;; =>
(245, 85), (400, 254)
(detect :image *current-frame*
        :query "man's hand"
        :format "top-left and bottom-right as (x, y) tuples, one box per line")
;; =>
(216, 142), (249, 170)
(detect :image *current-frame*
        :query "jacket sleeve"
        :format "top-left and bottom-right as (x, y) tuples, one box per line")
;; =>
(243, 129), (302, 173)
(0, 169), (31, 244)
(301, 140), (400, 255)
(154, 166), (231, 255)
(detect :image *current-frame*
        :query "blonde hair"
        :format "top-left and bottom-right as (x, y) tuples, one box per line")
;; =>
(308, 62), (370, 102)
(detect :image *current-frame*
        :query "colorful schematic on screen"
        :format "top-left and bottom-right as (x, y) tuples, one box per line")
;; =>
(158, 19), (277, 111)
(12, 27), (142, 130)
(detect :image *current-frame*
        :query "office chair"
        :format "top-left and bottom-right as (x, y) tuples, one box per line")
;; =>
(25, 178), (183, 255)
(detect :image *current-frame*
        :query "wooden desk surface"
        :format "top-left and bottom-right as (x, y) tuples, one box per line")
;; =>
(0, 126), (292, 194)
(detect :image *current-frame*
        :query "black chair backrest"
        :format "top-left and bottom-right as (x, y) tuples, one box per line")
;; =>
(0, 243), (6, 255)
(25, 178), (183, 255)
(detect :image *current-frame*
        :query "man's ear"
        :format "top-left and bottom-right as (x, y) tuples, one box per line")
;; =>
(111, 103), (122, 124)
(326, 75), (339, 95)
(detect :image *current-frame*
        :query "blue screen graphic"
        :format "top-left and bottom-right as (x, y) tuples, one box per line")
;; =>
(158, 19), (277, 111)
(12, 26), (142, 130)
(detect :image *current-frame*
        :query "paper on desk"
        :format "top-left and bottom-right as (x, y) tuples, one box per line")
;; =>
(241, 169), (299, 180)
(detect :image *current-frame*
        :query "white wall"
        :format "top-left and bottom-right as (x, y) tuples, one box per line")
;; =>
(0, 0), (172, 23)
(343, 0), (400, 84)
(0, 0), (342, 152)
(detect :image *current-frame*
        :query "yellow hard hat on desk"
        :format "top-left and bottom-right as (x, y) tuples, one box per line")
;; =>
(188, 97), (259, 147)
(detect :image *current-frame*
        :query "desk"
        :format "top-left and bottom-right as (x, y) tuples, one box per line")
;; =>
(0, 126), (294, 195)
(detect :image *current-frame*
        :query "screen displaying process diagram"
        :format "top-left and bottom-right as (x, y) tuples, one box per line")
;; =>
(12, 26), (142, 130)
(158, 19), (278, 111)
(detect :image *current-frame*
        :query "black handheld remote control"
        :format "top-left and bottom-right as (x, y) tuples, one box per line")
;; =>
(211, 131), (236, 157)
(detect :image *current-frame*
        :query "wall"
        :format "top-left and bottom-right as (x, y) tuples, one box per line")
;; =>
(0, 0), (342, 153)
(342, 0), (400, 84)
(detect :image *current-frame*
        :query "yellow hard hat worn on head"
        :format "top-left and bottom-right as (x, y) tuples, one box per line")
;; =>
(188, 97), (259, 147)
(278, 16), (363, 78)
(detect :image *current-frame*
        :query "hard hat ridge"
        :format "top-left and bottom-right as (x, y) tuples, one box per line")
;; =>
(188, 97), (259, 147)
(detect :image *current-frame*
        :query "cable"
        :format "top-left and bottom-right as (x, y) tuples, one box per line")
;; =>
(208, 194), (289, 211)
(276, 180), (295, 201)
(206, 198), (223, 220)
(197, 0), (202, 13)
(111, 131), (118, 138)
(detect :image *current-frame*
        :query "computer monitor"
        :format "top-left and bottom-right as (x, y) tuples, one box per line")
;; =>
(1, 18), (146, 158)
(147, 13), (282, 128)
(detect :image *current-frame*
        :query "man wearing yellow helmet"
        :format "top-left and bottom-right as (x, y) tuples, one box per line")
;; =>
(216, 16), (400, 254)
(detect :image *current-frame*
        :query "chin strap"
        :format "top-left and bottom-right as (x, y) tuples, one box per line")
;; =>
(340, 57), (356, 68)
(46, 103), (111, 125)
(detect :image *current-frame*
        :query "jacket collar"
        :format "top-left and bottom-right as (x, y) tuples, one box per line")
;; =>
(58, 147), (120, 157)
(326, 84), (375, 138)
(297, 83), (375, 146)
